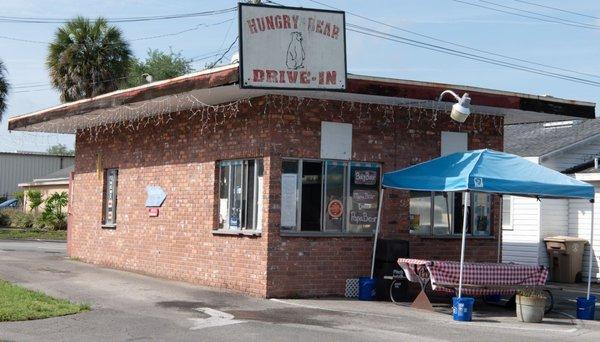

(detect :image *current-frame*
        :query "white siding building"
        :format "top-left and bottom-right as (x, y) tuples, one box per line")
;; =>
(0, 152), (74, 198)
(503, 120), (600, 281)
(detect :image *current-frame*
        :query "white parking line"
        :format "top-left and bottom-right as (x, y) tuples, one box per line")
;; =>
(188, 307), (245, 330)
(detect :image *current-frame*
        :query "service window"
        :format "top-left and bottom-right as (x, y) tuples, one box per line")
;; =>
(409, 191), (493, 237)
(218, 159), (263, 231)
(102, 168), (118, 227)
(280, 158), (381, 234)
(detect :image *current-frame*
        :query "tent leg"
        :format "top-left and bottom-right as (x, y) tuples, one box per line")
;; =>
(497, 196), (503, 263)
(458, 192), (469, 298)
(587, 200), (595, 300)
(370, 188), (385, 279)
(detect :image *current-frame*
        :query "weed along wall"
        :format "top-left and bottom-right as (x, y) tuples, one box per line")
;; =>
(68, 94), (503, 298)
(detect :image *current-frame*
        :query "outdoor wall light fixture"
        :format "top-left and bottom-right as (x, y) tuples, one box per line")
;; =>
(141, 73), (154, 84)
(438, 90), (471, 123)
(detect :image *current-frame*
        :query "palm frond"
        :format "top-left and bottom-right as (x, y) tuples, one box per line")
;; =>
(47, 17), (131, 102)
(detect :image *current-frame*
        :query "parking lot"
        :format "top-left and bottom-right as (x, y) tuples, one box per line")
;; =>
(0, 240), (599, 342)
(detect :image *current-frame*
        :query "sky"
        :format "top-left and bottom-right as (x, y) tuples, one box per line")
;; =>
(0, 0), (599, 153)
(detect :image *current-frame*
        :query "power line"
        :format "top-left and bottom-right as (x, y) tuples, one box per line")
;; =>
(513, 0), (600, 21)
(0, 35), (47, 44)
(130, 18), (234, 41)
(0, 18), (235, 45)
(206, 36), (239, 69)
(308, 0), (600, 80)
(450, 0), (600, 30)
(346, 24), (600, 88)
(479, 0), (600, 28)
(0, 7), (237, 24)
(11, 47), (233, 93)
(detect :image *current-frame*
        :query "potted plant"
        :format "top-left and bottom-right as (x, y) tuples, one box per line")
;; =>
(516, 288), (546, 323)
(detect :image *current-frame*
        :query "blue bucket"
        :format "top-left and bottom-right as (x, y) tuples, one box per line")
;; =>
(576, 296), (596, 320)
(358, 277), (376, 301)
(452, 297), (475, 321)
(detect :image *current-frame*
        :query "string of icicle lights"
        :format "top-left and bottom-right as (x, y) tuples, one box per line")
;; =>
(23, 93), (504, 141)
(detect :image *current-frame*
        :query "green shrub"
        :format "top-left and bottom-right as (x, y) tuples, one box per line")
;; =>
(26, 190), (43, 213)
(37, 192), (68, 231)
(0, 210), (10, 227)
(12, 191), (24, 207)
(0, 209), (36, 229)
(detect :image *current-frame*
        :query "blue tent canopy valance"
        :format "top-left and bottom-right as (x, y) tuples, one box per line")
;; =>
(382, 149), (594, 200)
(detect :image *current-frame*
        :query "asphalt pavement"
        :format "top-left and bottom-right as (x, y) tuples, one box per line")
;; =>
(0, 240), (599, 342)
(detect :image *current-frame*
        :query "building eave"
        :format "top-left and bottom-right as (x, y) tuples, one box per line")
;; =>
(18, 179), (69, 187)
(8, 64), (596, 133)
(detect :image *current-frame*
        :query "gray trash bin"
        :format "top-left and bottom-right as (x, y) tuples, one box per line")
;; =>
(544, 236), (588, 283)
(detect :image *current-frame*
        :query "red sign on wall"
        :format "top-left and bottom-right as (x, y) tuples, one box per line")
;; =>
(148, 208), (159, 217)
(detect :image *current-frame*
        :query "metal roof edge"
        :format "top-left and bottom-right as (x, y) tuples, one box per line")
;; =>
(8, 63), (240, 124)
(348, 74), (596, 108)
(18, 179), (70, 187)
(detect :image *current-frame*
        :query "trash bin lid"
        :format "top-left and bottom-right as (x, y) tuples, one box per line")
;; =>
(543, 235), (588, 243)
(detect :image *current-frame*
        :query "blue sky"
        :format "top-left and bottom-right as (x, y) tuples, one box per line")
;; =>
(1, 0), (599, 152)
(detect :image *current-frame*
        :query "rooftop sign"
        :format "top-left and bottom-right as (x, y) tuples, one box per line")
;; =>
(239, 3), (347, 90)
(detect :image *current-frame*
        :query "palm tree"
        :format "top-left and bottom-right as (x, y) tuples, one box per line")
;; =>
(47, 17), (131, 102)
(0, 59), (8, 122)
(47, 192), (68, 215)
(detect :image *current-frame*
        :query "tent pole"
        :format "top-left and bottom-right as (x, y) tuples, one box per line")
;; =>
(587, 199), (595, 300)
(370, 188), (385, 279)
(497, 196), (502, 263)
(458, 192), (469, 298)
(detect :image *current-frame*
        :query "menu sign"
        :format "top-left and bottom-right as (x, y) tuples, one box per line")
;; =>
(352, 189), (378, 204)
(354, 170), (377, 185)
(349, 209), (378, 225)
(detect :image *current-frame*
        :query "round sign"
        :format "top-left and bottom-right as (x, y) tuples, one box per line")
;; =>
(327, 199), (343, 219)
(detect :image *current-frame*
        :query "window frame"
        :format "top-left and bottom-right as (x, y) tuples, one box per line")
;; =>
(102, 168), (118, 228)
(501, 195), (513, 231)
(280, 158), (381, 235)
(409, 191), (494, 238)
(217, 158), (263, 232)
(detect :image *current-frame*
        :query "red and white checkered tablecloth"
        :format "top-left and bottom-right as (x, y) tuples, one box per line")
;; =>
(398, 258), (548, 296)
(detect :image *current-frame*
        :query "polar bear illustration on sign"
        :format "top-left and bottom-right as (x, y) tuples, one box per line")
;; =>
(286, 32), (305, 70)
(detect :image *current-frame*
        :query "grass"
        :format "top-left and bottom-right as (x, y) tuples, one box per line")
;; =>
(0, 280), (89, 321)
(0, 229), (66, 241)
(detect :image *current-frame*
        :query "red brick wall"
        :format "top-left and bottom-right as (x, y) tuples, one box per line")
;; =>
(68, 95), (503, 298)
(263, 96), (503, 297)
(69, 99), (272, 297)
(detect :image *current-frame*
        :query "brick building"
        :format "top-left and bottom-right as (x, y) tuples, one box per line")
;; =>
(8, 64), (595, 298)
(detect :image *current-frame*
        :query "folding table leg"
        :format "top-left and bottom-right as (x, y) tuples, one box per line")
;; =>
(411, 290), (434, 311)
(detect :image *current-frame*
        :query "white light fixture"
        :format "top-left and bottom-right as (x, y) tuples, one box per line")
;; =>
(141, 73), (153, 84)
(230, 52), (240, 64)
(438, 90), (471, 123)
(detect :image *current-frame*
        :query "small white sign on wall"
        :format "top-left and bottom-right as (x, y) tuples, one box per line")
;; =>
(321, 121), (352, 160)
(239, 3), (347, 90)
(441, 131), (468, 156)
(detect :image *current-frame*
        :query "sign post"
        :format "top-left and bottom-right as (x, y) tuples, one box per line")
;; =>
(239, 3), (346, 90)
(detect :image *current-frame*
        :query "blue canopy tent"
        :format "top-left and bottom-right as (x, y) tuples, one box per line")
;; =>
(373, 149), (596, 301)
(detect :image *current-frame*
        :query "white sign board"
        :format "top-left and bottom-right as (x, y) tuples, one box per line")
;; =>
(239, 3), (346, 90)
(321, 121), (352, 160)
